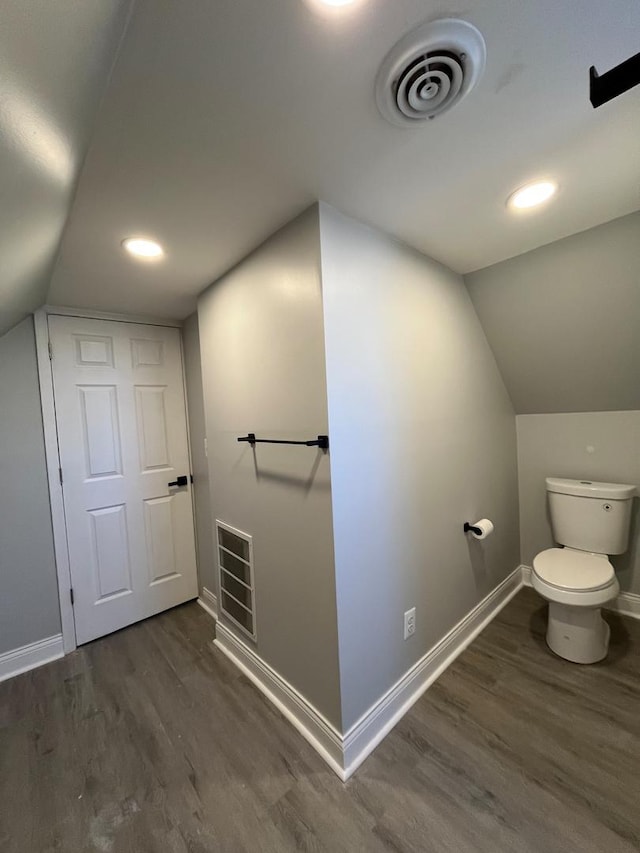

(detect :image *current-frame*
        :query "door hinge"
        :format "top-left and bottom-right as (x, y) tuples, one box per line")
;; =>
(48, 340), (53, 360)
(70, 588), (74, 606)
(59, 467), (63, 485)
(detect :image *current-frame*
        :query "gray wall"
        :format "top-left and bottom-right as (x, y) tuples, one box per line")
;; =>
(182, 313), (216, 597)
(0, 316), (60, 653)
(197, 206), (342, 728)
(466, 212), (640, 593)
(517, 412), (640, 594)
(465, 212), (640, 415)
(319, 205), (520, 731)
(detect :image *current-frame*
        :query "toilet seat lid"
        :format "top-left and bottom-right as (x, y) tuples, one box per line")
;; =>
(533, 548), (614, 591)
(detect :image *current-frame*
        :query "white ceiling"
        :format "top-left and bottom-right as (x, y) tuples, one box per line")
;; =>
(36, 0), (640, 319)
(0, 0), (131, 336)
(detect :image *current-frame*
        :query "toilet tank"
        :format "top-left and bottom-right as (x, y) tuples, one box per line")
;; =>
(546, 478), (636, 554)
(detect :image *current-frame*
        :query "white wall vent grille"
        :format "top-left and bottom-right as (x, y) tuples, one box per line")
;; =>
(375, 18), (486, 126)
(216, 520), (256, 640)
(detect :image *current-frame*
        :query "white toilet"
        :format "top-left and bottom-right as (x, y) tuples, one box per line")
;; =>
(532, 477), (636, 664)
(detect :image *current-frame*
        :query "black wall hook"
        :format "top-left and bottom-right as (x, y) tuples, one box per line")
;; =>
(590, 51), (640, 108)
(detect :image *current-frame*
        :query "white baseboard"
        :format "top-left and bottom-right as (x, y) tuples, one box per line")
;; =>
(520, 564), (640, 620)
(341, 565), (524, 778)
(0, 635), (64, 684)
(197, 586), (218, 620)
(214, 622), (347, 780)
(609, 591), (640, 619)
(214, 566), (524, 781)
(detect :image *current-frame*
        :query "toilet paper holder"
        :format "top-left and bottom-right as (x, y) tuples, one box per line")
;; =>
(463, 522), (483, 536)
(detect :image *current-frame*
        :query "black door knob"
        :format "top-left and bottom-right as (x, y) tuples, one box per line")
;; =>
(168, 475), (188, 488)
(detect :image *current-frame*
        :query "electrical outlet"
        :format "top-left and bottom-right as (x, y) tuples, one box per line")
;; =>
(404, 607), (416, 640)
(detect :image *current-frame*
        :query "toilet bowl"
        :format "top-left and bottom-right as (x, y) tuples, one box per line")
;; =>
(531, 477), (635, 665)
(532, 548), (619, 664)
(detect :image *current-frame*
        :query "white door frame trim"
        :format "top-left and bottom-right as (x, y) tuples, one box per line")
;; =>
(34, 306), (185, 655)
(40, 304), (182, 328)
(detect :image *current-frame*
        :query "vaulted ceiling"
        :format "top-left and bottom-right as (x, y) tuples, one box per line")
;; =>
(466, 211), (640, 414)
(3, 1), (640, 327)
(0, 0), (132, 336)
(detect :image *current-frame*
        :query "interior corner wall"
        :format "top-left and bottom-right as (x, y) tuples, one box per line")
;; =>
(0, 316), (61, 654)
(318, 204), (520, 732)
(517, 412), (640, 594)
(182, 312), (216, 598)
(196, 205), (342, 729)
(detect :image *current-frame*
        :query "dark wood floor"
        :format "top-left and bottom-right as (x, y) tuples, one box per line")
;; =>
(1, 588), (639, 852)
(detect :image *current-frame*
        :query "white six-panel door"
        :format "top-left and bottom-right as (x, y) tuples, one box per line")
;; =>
(48, 316), (198, 645)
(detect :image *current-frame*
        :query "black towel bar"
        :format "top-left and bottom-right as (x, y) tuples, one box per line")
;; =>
(238, 433), (329, 450)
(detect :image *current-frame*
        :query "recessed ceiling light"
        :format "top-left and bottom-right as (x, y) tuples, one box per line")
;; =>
(306, 0), (358, 10)
(508, 180), (558, 210)
(122, 237), (164, 260)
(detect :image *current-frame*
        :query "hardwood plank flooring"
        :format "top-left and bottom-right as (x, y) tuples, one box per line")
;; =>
(1, 588), (639, 852)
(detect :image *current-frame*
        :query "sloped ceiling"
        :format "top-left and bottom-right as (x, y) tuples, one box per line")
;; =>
(46, 0), (640, 320)
(0, 0), (131, 336)
(465, 211), (640, 414)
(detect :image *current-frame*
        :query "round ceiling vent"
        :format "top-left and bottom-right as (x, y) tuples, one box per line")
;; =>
(375, 18), (486, 126)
